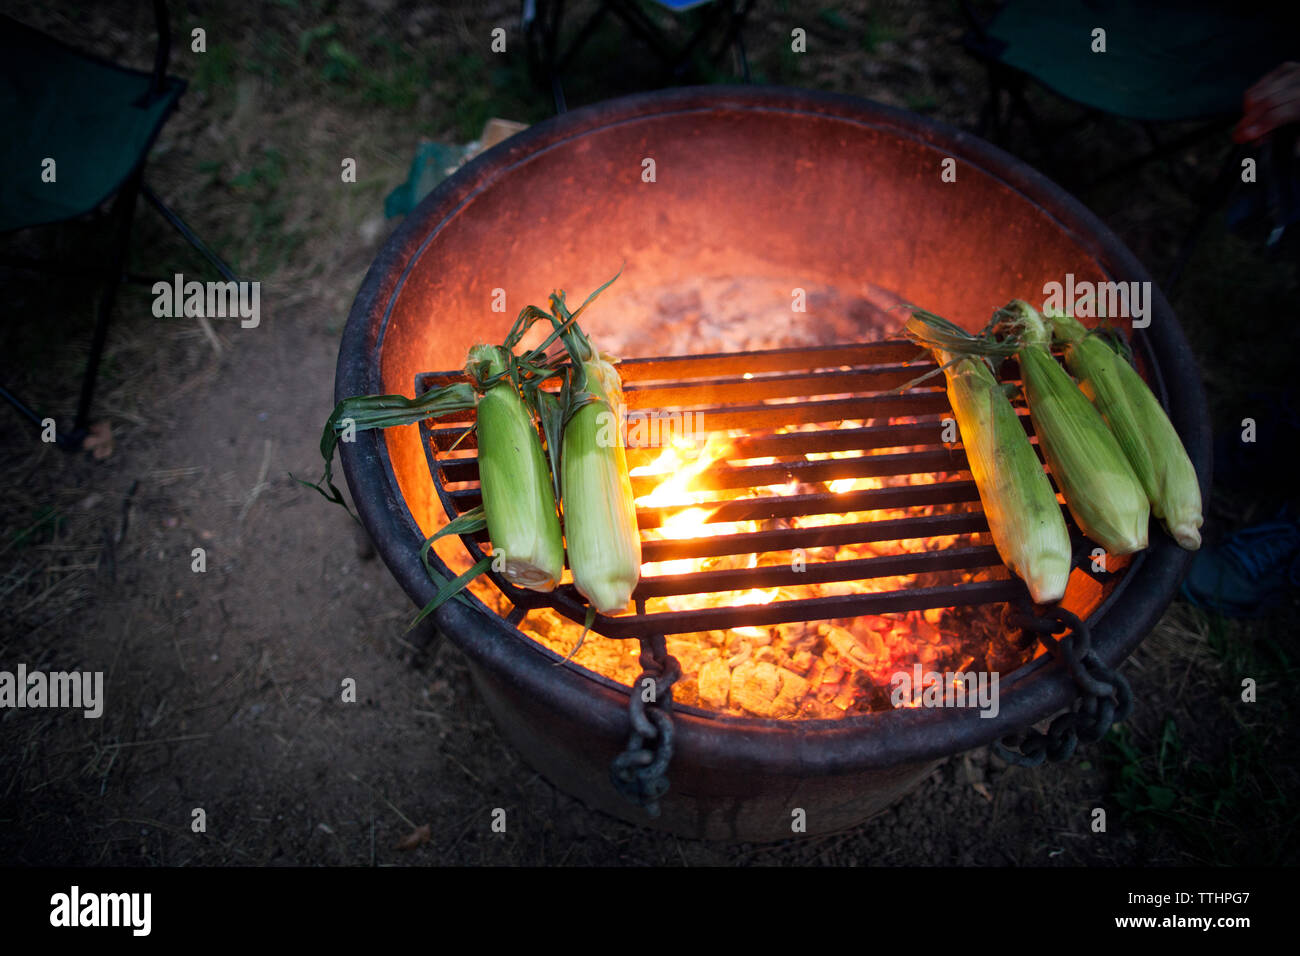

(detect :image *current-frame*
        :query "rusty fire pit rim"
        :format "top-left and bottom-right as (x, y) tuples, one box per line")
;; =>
(336, 84), (1208, 770)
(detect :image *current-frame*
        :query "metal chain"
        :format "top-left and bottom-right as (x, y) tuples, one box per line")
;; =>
(992, 606), (1133, 767)
(609, 633), (681, 817)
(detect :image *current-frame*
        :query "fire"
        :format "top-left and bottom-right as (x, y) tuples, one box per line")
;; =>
(632, 434), (758, 580)
(450, 377), (1029, 721)
(632, 433), (729, 510)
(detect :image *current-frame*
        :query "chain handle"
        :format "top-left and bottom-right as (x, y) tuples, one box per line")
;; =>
(992, 606), (1134, 767)
(609, 633), (681, 817)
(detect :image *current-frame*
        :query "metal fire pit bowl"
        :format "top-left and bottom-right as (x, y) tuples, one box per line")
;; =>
(335, 86), (1210, 842)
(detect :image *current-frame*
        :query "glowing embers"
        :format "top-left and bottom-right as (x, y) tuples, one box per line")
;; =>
(418, 339), (1095, 719)
(516, 417), (1033, 719)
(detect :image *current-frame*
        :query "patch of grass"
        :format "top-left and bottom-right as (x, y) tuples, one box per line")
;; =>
(362, 37), (429, 110)
(1103, 601), (1299, 864)
(248, 32), (292, 87)
(192, 41), (238, 95)
(229, 147), (287, 191)
(186, 146), (303, 278)
(861, 13), (902, 53)
(817, 8), (850, 32)
(1204, 607), (1292, 680)
(1105, 715), (1293, 864)
(769, 41), (806, 84)
(6, 507), (66, 554)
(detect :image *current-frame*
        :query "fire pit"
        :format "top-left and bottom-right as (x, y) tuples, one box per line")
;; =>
(335, 86), (1209, 841)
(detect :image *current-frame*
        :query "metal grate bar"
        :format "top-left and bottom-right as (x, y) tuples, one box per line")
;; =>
(634, 545), (1006, 598)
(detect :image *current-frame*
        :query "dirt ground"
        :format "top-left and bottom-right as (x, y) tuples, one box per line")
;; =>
(1, 0), (1296, 866)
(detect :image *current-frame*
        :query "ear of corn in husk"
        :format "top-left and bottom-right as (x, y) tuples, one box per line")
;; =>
(909, 325), (1071, 604)
(548, 282), (642, 615)
(466, 343), (565, 591)
(1002, 301), (1150, 555)
(1045, 309), (1202, 549)
(560, 348), (642, 614)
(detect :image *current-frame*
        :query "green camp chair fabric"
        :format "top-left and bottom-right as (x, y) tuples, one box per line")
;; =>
(0, 15), (183, 233)
(986, 1), (1296, 123)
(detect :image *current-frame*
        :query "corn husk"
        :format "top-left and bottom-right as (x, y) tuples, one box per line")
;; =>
(560, 349), (642, 614)
(467, 344), (565, 590)
(931, 344), (1072, 604)
(1046, 310), (1202, 549)
(1008, 302), (1149, 555)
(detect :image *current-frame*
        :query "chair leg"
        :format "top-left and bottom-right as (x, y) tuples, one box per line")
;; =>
(0, 382), (52, 433)
(70, 165), (145, 446)
(728, 0), (753, 83)
(140, 182), (237, 281)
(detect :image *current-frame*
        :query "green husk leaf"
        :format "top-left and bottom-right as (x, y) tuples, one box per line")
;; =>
(534, 388), (566, 506)
(419, 505), (487, 581)
(570, 263), (625, 322)
(905, 309), (1021, 359)
(556, 604), (598, 666)
(298, 382), (478, 519)
(408, 505), (490, 628)
(409, 556), (492, 630)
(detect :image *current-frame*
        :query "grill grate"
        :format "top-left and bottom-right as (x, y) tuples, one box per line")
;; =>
(416, 341), (1115, 639)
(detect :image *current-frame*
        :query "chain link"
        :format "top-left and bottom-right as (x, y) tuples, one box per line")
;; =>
(609, 633), (681, 817)
(992, 605), (1133, 768)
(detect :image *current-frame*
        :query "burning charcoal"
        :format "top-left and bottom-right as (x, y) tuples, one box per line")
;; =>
(860, 626), (887, 658)
(729, 660), (783, 716)
(823, 623), (877, 672)
(985, 638), (1025, 675)
(862, 682), (894, 712)
(727, 640), (752, 668)
(911, 611), (943, 645)
(698, 658), (732, 710)
(673, 678), (700, 710)
(728, 660), (756, 710)
(753, 660), (780, 696)
(770, 668), (810, 718)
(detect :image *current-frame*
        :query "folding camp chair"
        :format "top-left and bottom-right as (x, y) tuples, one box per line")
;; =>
(0, 1), (235, 449)
(960, 0), (1298, 290)
(523, 0), (756, 112)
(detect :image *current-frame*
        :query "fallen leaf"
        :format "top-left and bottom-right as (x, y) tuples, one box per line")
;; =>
(83, 421), (114, 460)
(394, 823), (431, 850)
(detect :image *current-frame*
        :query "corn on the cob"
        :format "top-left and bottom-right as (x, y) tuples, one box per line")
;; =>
(467, 344), (565, 591)
(927, 342), (1072, 604)
(1006, 301), (1149, 555)
(1045, 310), (1202, 550)
(560, 344), (642, 614)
